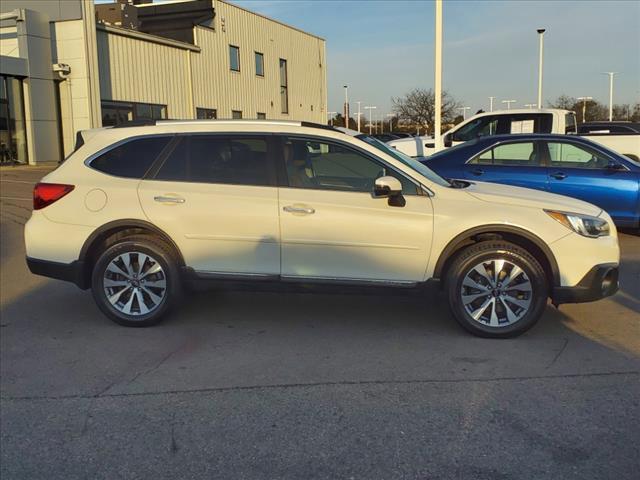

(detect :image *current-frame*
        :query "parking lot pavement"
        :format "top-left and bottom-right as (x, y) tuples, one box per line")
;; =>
(1, 166), (639, 479)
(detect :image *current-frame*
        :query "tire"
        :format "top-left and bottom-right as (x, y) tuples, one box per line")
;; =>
(91, 235), (182, 327)
(445, 241), (548, 338)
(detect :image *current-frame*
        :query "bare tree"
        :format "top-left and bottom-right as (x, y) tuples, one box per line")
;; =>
(392, 88), (460, 135)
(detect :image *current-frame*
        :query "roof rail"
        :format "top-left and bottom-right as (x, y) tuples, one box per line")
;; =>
(157, 119), (302, 126)
(111, 119), (157, 128)
(300, 121), (342, 132)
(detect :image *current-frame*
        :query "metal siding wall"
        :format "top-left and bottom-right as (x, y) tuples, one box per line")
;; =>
(97, 29), (191, 118)
(191, 1), (326, 122)
(95, 0), (326, 122)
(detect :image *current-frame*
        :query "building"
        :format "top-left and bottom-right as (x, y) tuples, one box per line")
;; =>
(0, 0), (327, 165)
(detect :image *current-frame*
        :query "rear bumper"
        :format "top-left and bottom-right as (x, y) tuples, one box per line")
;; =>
(26, 257), (88, 289)
(551, 263), (619, 304)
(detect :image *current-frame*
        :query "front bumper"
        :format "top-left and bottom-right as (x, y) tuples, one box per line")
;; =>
(26, 257), (88, 289)
(551, 263), (619, 305)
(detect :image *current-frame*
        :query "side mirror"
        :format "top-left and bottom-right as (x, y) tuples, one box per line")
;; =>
(607, 161), (626, 171)
(373, 176), (402, 198)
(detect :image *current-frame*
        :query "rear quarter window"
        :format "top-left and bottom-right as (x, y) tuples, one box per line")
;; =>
(90, 136), (172, 178)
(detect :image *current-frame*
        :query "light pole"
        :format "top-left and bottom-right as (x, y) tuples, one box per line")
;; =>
(364, 106), (376, 135)
(356, 101), (362, 132)
(327, 111), (337, 126)
(434, 0), (443, 151)
(502, 99), (516, 110)
(524, 103), (536, 109)
(602, 72), (618, 121)
(458, 106), (470, 120)
(576, 96), (593, 123)
(386, 113), (395, 132)
(537, 28), (545, 108)
(343, 85), (349, 128)
(489, 96), (495, 112)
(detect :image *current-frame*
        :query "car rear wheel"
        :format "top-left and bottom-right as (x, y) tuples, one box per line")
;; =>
(445, 241), (548, 338)
(91, 235), (181, 327)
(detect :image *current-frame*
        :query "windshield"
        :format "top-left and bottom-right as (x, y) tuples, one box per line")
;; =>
(357, 135), (451, 187)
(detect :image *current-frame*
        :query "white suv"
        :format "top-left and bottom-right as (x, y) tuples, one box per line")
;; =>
(25, 120), (620, 337)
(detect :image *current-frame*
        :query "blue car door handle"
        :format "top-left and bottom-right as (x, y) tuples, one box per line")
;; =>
(551, 172), (567, 180)
(471, 168), (484, 176)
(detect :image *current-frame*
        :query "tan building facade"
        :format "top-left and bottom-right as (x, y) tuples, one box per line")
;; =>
(0, 0), (327, 164)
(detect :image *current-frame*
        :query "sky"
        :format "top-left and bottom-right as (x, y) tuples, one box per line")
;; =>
(232, 0), (640, 116)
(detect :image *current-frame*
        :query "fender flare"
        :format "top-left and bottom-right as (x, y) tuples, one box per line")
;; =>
(432, 224), (561, 286)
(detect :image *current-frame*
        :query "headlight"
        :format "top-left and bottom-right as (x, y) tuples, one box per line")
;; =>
(545, 210), (610, 238)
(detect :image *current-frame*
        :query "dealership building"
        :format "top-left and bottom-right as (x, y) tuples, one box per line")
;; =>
(0, 0), (327, 165)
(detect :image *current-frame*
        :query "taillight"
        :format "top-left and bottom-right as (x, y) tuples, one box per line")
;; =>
(33, 183), (74, 210)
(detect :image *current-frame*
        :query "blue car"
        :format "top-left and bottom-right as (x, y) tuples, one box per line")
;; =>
(421, 134), (640, 228)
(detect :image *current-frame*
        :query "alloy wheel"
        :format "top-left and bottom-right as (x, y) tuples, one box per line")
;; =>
(460, 258), (533, 327)
(103, 251), (167, 316)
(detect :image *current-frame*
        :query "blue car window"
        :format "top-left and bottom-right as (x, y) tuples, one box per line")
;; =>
(548, 142), (609, 169)
(470, 142), (538, 166)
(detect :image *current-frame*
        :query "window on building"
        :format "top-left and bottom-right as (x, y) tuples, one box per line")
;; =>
(0, 75), (28, 164)
(101, 100), (167, 127)
(229, 45), (240, 72)
(154, 135), (274, 186)
(257, 112), (266, 119)
(255, 52), (264, 77)
(279, 58), (288, 114)
(90, 136), (172, 178)
(232, 110), (242, 119)
(282, 137), (417, 194)
(196, 108), (217, 119)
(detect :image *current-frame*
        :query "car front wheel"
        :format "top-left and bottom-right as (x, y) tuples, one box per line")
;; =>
(445, 241), (549, 338)
(91, 235), (181, 327)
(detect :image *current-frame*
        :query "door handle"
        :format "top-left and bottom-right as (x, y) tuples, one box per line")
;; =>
(154, 195), (185, 204)
(471, 168), (484, 176)
(283, 205), (315, 214)
(550, 172), (567, 180)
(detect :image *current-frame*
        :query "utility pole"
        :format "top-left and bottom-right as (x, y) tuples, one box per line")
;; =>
(458, 106), (470, 120)
(356, 101), (362, 132)
(434, 0), (443, 151)
(502, 99), (516, 110)
(386, 113), (395, 132)
(328, 111), (337, 126)
(602, 72), (618, 121)
(537, 28), (545, 108)
(343, 85), (349, 128)
(489, 96), (495, 112)
(364, 106), (376, 135)
(576, 96), (593, 123)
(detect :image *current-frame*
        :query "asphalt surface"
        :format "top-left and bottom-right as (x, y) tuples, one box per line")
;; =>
(1, 165), (639, 480)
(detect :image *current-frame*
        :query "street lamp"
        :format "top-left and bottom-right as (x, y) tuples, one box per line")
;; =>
(386, 113), (395, 132)
(602, 72), (619, 121)
(488, 96), (495, 112)
(343, 85), (349, 128)
(356, 101), (362, 132)
(364, 106), (377, 135)
(327, 111), (337, 126)
(434, 0), (443, 151)
(537, 28), (545, 108)
(458, 106), (470, 120)
(502, 99), (517, 110)
(577, 96), (593, 123)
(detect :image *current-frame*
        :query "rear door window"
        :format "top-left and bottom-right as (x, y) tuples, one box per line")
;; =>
(547, 142), (610, 169)
(153, 135), (275, 186)
(90, 136), (172, 178)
